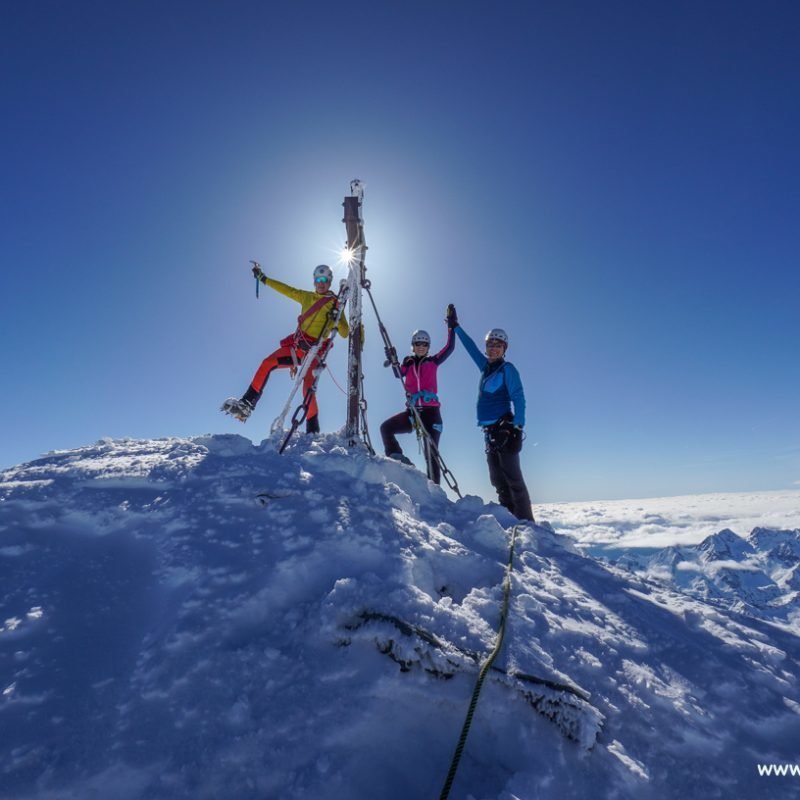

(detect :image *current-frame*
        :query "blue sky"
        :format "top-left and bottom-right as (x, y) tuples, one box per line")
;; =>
(2, 0), (798, 503)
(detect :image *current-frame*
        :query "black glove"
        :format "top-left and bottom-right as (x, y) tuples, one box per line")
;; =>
(252, 264), (264, 281)
(446, 303), (458, 329)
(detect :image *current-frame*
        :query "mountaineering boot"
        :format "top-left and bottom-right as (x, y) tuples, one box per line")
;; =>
(221, 385), (261, 423)
(388, 452), (414, 466)
(306, 415), (320, 434)
(221, 397), (254, 422)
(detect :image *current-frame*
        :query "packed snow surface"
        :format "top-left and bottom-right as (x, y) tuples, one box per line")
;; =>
(1, 434), (799, 799)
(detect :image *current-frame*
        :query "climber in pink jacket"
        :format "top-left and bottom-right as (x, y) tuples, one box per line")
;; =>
(379, 305), (457, 483)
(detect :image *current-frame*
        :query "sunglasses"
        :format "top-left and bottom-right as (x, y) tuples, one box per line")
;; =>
(486, 341), (505, 348)
(314, 276), (330, 284)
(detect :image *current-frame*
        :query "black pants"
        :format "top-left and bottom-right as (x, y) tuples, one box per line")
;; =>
(484, 422), (534, 522)
(380, 407), (443, 484)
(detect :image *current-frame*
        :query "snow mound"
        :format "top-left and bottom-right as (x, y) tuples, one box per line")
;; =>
(1, 435), (799, 799)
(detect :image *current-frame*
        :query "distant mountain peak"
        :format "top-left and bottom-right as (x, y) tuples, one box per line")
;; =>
(748, 526), (800, 560)
(697, 528), (755, 562)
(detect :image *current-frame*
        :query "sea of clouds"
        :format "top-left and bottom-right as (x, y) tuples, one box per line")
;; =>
(538, 490), (800, 552)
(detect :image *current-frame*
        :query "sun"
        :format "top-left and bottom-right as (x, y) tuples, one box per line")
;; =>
(338, 246), (357, 267)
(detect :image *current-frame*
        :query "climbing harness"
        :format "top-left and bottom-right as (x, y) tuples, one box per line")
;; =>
(484, 417), (525, 456)
(281, 292), (337, 375)
(408, 389), (439, 405)
(439, 523), (522, 800)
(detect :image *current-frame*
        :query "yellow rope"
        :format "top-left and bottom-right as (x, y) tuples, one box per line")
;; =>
(439, 523), (521, 800)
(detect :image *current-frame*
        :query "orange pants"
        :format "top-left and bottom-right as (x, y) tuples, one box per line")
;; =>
(250, 345), (322, 420)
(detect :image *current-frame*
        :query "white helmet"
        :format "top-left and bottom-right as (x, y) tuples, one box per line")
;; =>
(313, 264), (333, 283)
(411, 329), (431, 346)
(485, 328), (509, 347)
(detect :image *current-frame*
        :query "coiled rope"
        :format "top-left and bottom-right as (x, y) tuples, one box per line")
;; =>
(439, 523), (522, 800)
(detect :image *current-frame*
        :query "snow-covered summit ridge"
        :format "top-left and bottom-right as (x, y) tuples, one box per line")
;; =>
(2, 435), (800, 799)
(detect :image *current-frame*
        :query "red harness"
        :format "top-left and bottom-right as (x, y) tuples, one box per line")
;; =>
(279, 293), (338, 374)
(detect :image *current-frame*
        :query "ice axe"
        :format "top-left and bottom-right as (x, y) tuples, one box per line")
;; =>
(249, 260), (262, 298)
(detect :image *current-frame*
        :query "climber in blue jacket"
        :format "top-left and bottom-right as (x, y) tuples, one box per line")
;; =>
(454, 314), (535, 523)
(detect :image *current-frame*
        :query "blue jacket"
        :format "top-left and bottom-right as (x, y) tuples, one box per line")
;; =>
(455, 326), (526, 428)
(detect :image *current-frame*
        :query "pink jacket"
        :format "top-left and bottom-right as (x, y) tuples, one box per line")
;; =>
(400, 328), (455, 407)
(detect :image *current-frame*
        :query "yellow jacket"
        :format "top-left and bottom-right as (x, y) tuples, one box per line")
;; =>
(261, 276), (349, 340)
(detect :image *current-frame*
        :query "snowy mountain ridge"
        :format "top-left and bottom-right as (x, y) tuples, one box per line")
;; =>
(1, 434), (800, 799)
(612, 525), (800, 620)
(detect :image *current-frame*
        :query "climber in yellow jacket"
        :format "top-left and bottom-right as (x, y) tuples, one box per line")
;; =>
(222, 263), (349, 433)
